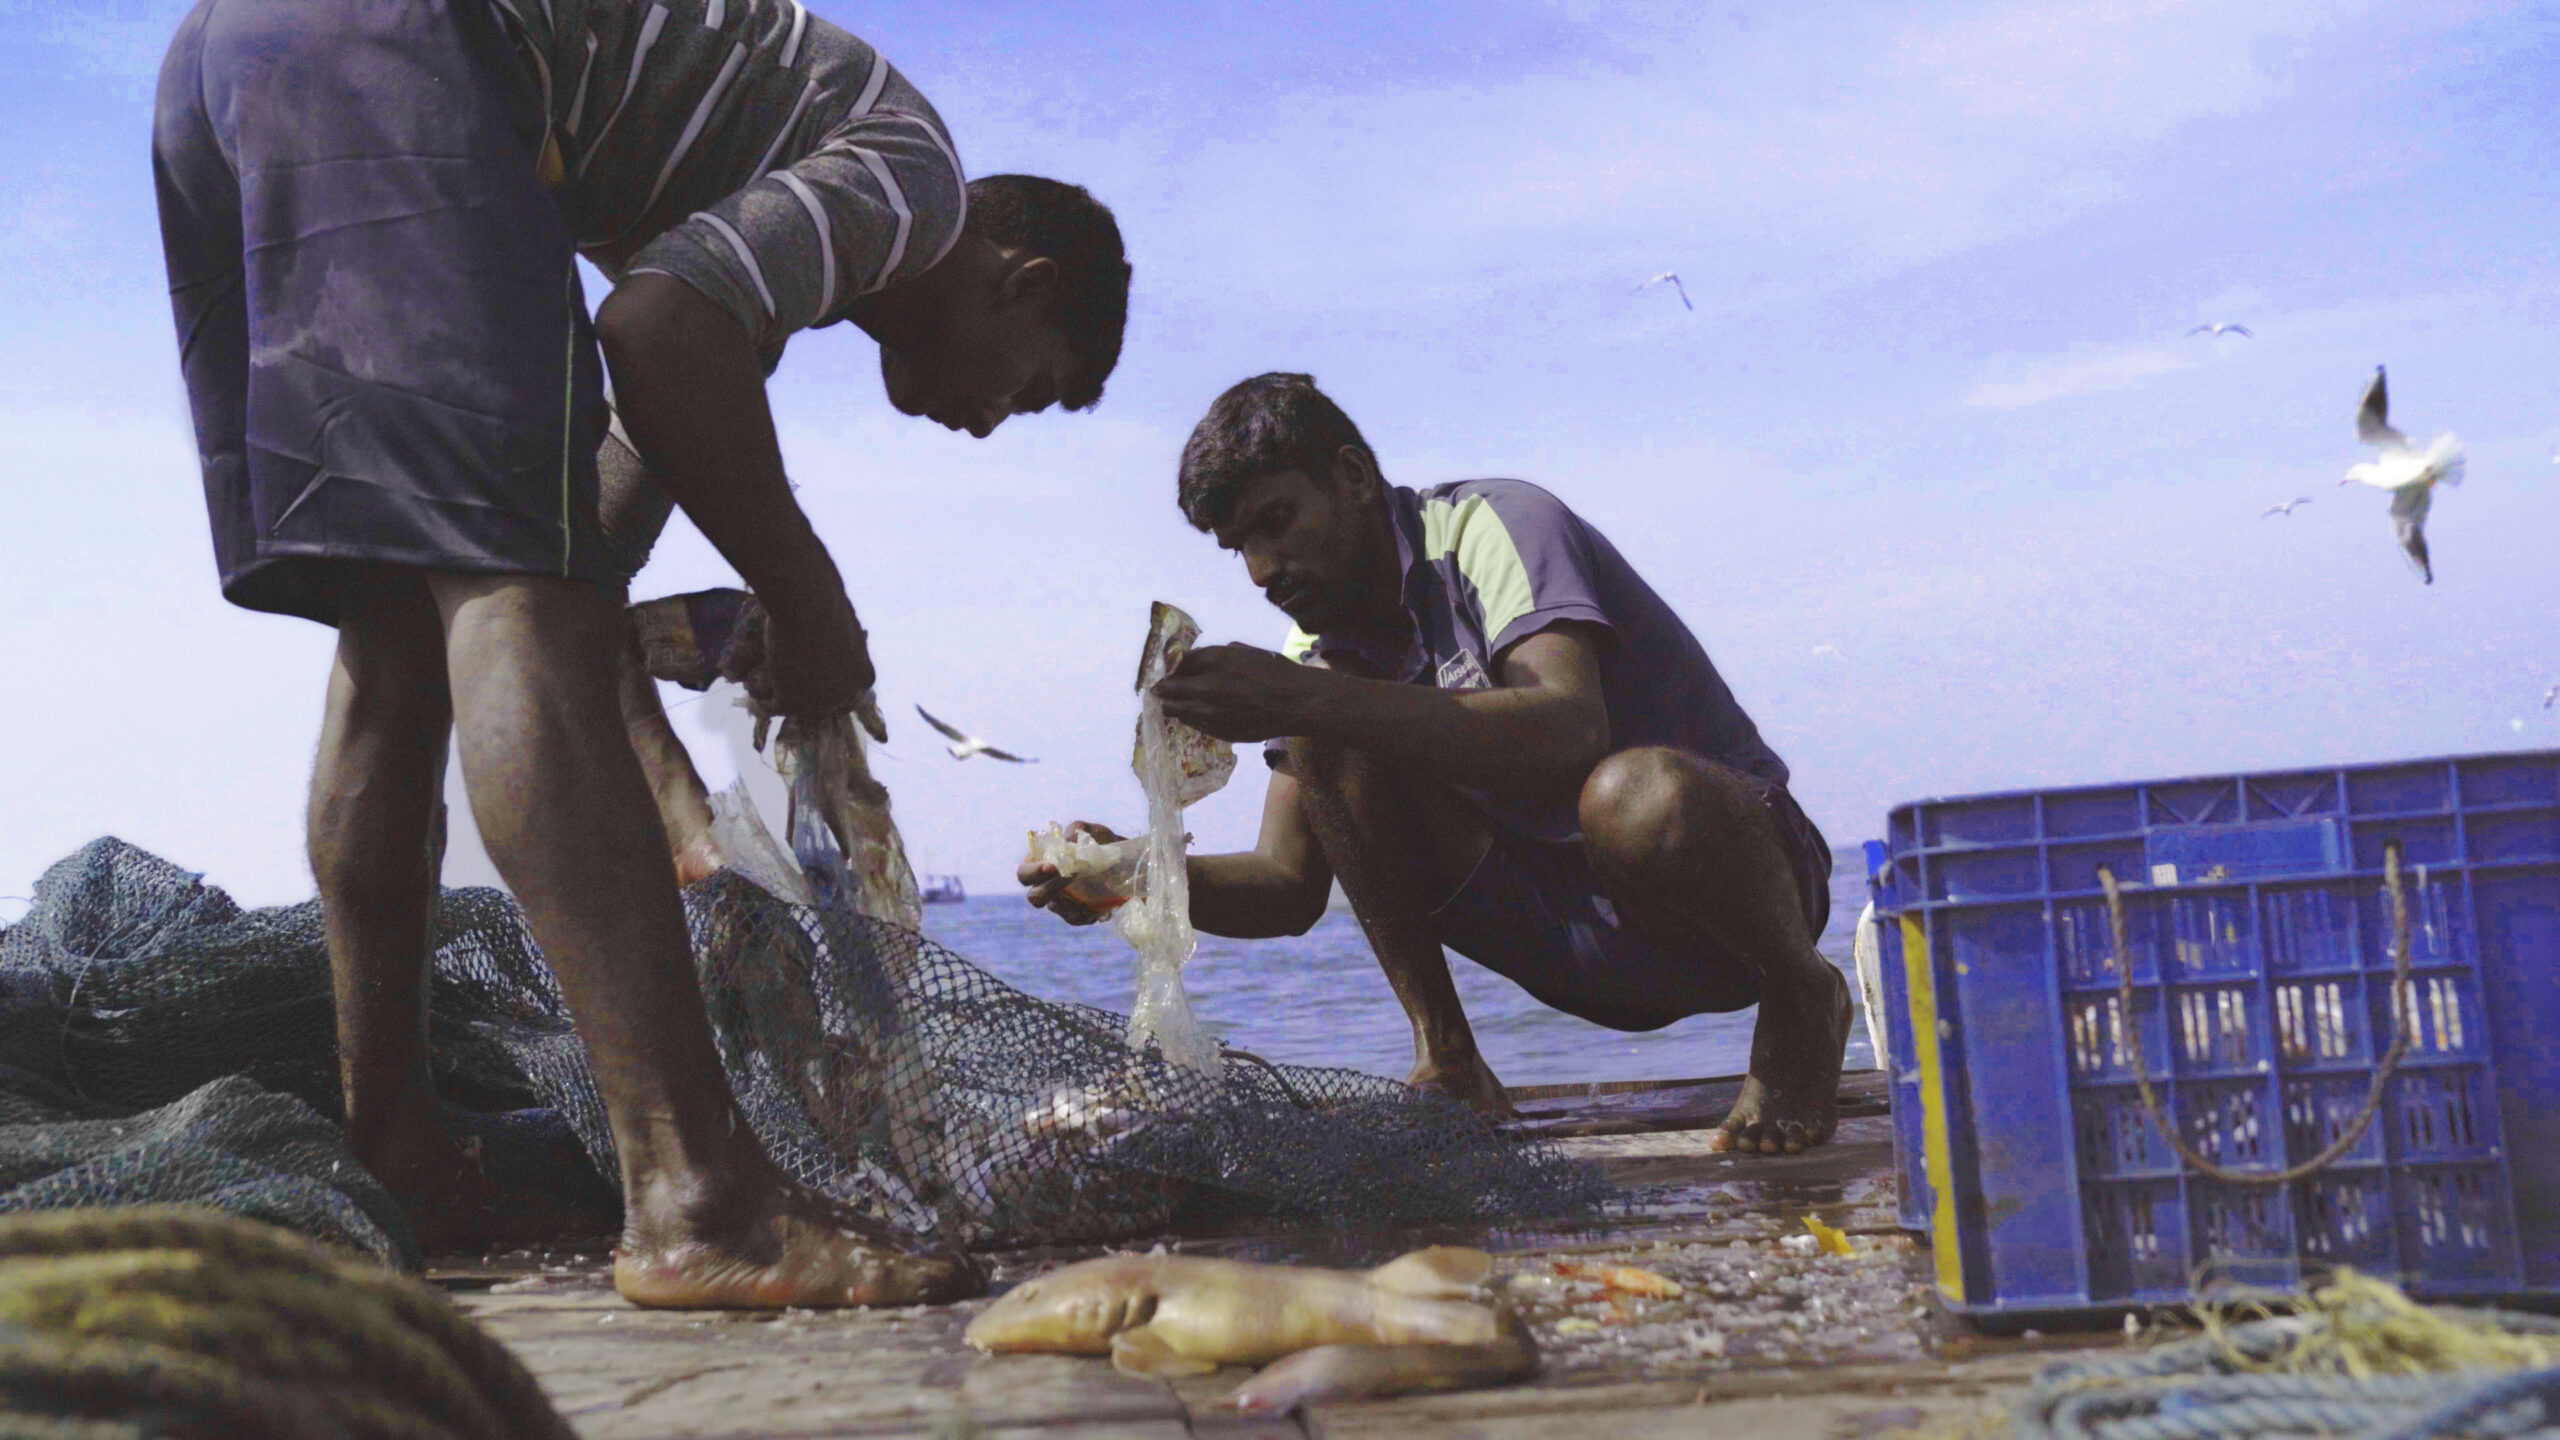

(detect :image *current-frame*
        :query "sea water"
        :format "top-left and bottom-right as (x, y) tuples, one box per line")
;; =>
(927, 847), (1876, 1089)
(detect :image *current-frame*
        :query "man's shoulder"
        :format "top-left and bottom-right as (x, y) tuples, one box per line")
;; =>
(1414, 477), (1577, 516)
(1411, 479), (1586, 571)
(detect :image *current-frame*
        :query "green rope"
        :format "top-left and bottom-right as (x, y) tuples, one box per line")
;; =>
(0, 1207), (571, 1440)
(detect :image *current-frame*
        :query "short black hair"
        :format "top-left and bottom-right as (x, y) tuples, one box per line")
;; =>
(964, 174), (1130, 411)
(1176, 373), (1379, 530)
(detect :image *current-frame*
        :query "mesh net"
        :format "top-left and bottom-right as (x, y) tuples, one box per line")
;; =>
(0, 837), (1605, 1262)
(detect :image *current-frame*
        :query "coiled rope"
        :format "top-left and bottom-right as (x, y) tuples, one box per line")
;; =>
(2016, 1272), (2560, 1440)
(0, 1206), (571, 1440)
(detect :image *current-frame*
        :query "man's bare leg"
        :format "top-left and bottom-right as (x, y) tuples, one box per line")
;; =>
(307, 572), (506, 1245)
(431, 571), (978, 1307)
(1580, 747), (1850, 1155)
(616, 625), (725, 886)
(1290, 734), (1510, 1114)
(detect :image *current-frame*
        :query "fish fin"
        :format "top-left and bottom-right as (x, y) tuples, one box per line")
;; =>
(1228, 1337), (1537, 1411)
(1110, 1324), (1217, 1378)
(1368, 1246), (1492, 1298)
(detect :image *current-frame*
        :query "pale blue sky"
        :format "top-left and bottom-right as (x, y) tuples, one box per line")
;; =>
(3, 0), (2555, 911)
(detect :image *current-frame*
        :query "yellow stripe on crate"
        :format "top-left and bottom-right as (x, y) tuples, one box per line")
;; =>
(1901, 915), (1964, 1303)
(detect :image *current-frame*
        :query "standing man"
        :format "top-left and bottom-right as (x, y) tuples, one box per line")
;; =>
(1022, 374), (1847, 1153)
(154, 0), (1130, 1305)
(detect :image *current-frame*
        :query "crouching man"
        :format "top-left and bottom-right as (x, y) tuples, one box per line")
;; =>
(1022, 374), (1848, 1153)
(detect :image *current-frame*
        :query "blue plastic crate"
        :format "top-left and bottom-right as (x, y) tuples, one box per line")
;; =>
(1869, 749), (2560, 1318)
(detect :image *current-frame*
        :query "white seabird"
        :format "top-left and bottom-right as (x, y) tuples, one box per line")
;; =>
(1635, 272), (1693, 311)
(2340, 365), (2464, 584)
(915, 706), (1037, 763)
(2186, 322), (2253, 338)
(2262, 497), (2312, 518)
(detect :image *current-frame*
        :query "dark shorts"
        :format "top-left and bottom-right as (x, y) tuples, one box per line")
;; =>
(154, 0), (616, 626)
(1428, 780), (1831, 1032)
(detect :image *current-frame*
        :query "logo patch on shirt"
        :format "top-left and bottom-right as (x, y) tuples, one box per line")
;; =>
(1435, 650), (1494, 692)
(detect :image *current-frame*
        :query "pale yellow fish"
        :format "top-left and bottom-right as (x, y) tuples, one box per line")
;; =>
(962, 1247), (1535, 1407)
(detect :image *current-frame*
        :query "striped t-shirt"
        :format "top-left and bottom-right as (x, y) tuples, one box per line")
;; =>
(485, 0), (965, 364)
(1278, 479), (1790, 844)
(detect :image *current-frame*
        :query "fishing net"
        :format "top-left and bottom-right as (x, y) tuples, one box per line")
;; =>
(0, 836), (1606, 1265)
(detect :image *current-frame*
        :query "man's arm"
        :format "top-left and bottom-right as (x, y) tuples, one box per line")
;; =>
(1189, 768), (1335, 938)
(1154, 623), (1612, 802)
(594, 273), (870, 717)
(1018, 770), (1335, 938)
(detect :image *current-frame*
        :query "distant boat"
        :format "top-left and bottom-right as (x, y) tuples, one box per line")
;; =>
(919, 874), (966, 904)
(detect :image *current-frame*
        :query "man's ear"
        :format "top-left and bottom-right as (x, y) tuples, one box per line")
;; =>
(1331, 444), (1380, 501)
(997, 253), (1060, 312)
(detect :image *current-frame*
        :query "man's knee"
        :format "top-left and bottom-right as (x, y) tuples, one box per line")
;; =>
(329, 568), (452, 728)
(429, 572), (627, 702)
(1578, 747), (1699, 871)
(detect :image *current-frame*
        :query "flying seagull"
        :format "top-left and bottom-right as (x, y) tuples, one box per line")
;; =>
(2340, 365), (2464, 584)
(1809, 643), (1845, 659)
(2186, 322), (2253, 339)
(1635, 272), (1693, 311)
(2262, 497), (2313, 518)
(914, 706), (1037, 763)
(2544, 683), (2559, 710)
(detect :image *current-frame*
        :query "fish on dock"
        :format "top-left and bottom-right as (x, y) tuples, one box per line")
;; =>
(962, 1246), (1536, 1409)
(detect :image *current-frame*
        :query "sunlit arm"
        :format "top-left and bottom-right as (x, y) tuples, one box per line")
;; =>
(1187, 770), (1334, 939)
(1158, 624), (1611, 808)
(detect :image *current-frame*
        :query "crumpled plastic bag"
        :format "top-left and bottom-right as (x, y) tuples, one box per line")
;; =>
(1131, 601), (1234, 809)
(704, 779), (813, 907)
(1117, 603), (1224, 1075)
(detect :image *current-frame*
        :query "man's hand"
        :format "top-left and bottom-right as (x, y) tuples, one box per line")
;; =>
(1153, 644), (1328, 743)
(1018, 821), (1124, 927)
(736, 594), (879, 726)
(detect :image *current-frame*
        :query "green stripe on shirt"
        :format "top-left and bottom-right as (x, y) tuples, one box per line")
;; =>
(1421, 493), (1537, 652)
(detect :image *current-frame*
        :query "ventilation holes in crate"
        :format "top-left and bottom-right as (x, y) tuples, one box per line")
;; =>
(2296, 1176), (2384, 1259)
(2070, 996), (2140, 1077)
(2410, 1171), (2497, 1255)
(2395, 1070), (2482, 1156)
(2059, 902), (2124, 985)
(2100, 1186), (2167, 1264)
(2390, 976), (2472, 1055)
(2170, 896), (2251, 976)
(2276, 981), (2359, 1063)
(2076, 1092), (2165, 1176)
(2198, 1187), (2288, 1260)
(2263, 888), (2350, 973)
(2182, 1085), (2266, 1168)
(2283, 1078), (2381, 1164)
(2175, 988), (2256, 1070)
(2406, 867), (2461, 964)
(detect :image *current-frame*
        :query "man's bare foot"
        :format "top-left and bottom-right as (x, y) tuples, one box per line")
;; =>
(1408, 1050), (1515, 1117)
(615, 1178), (983, 1309)
(1715, 959), (1852, 1156)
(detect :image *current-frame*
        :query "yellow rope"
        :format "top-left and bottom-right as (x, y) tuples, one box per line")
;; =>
(0, 1207), (571, 1440)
